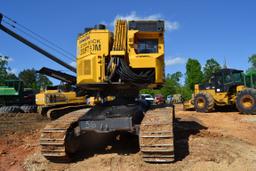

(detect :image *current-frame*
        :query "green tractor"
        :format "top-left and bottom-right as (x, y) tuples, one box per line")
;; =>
(0, 80), (37, 113)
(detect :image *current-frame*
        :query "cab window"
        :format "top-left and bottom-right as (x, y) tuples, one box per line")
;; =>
(136, 39), (158, 54)
(231, 72), (243, 83)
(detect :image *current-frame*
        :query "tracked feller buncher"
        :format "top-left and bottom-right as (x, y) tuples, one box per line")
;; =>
(0, 13), (175, 163)
(184, 68), (256, 114)
(36, 85), (87, 120)
(36, 67), (88, 120)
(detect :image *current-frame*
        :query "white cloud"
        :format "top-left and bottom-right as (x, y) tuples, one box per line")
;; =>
(165, 57), (187, 66)
(0, 55), (14, 62)
(7, 57), (13, 62)
(112, 11), (179, 31)
(7, 68), (17, 75)
(71, 61), (76, 67)
(165, 21), (179, 31)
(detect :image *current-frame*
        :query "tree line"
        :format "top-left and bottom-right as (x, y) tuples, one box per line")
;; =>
(141, 55), (256, 100)
(1, 54), (255, 96)
(0, 55), (52, 90)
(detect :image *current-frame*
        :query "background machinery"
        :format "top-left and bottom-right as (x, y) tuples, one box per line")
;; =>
(0, 13), (175, 163)
(171, 94), (184, 104)
(184, 68), (256, 114)
(36, 67), (88, 119)
(0, 13), (89, 119)
(36, 85), (87, 120)
(0, 80), (37, 113)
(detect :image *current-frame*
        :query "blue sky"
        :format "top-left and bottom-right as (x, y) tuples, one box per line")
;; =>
(0, 0), (255, 84)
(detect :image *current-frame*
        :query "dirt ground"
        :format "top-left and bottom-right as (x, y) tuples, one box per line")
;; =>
(0, 104), (256, 171)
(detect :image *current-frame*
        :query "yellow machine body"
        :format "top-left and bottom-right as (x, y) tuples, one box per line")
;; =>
(193, 84), (246, 106)
(183, 99), (195, 110)
(76, 20), (165, 90)
(127, 31), (164, 84)
(184, 76), (247, 111)
(36, 90), (85, 107)
(77, 30), (111, 84)
(184, 68), (248, 111)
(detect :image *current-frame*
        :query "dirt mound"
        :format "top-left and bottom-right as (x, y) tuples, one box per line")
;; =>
(23, 133), (256, 171)
(24, 153), (49, 171)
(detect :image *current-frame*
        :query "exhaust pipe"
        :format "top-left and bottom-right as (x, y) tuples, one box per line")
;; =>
(0, 13), (3, 23)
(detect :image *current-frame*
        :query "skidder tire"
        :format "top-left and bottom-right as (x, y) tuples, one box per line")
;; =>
(236, 88), (256, 115)
(194, 92), (214, 113)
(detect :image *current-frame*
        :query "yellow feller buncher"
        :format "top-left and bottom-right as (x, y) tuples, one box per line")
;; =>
(184, 68), (256, 114)
(36, 88), (86, 119)
(0, 13), (175, 163)
(35, 67), (88, 120)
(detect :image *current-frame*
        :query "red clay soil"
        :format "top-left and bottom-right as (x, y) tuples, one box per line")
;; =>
(0, 113), (48, 171)
(1, 105), (256, 171)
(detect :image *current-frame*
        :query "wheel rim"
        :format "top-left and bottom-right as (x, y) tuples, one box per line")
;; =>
(241, 95), (254, 109)
(197, 98), (205, 108)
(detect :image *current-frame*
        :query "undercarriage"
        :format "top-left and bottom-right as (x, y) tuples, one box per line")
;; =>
(40, 97), (175, 163)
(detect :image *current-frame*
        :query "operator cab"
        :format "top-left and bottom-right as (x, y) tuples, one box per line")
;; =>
(129, 20), (164, 55)
(200, 68), (244, 93)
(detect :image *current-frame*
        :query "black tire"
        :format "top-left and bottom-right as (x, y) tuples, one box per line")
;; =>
(21, 105), (37, 113)
(194, 92), (214, 113)
(236, 88), (256, 115)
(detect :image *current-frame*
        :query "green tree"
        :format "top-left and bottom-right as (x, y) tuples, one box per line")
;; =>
(203, 58), (221, 82)
(0, 56), (9, 84)
(160, 72), (183, 97)
(248, 54), (256, 70)
(19, 69), (37, 89)
(18, 68), (52, 90)
(185, 58), (203, 90)
(37, 74), (52, 89)
(140, 89), (155, 95)
(180, 85), (193, 100)
(169, 72), (182, 82)
(7, 73), (18, 80)
(139, 71), (183, 97)
(140, 88), (162, 96)
(0, 56), (18, 85)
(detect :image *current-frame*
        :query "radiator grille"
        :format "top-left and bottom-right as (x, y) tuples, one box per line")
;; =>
(78, 59), (91, 75)
(83, 60), (91, 75)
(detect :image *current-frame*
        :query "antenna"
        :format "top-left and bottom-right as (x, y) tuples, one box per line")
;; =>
(0, 13), (3, 23)
(223, 57), (227, 69)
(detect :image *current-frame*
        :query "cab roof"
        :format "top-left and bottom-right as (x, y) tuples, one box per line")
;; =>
(214, 68), (243, 76)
